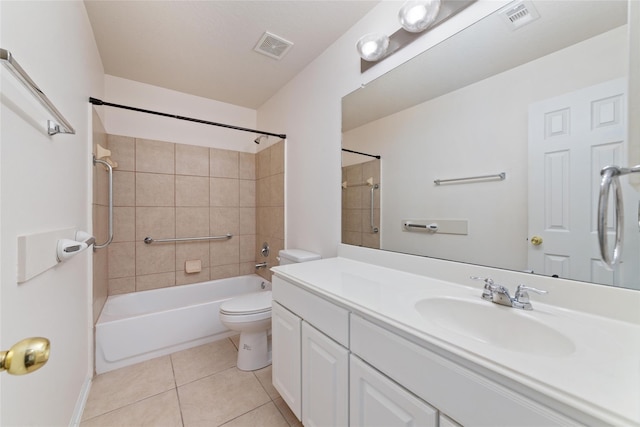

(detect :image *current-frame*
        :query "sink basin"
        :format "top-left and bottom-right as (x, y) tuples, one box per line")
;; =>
(415, 297), (575, 356)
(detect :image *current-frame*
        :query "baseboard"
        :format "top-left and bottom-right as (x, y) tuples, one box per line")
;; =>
(69, 374), (92, 426)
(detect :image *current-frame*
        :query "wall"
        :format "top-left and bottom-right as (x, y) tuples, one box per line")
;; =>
(257, 1), (509, 258)
(106, 135), (258, 294)
(0, 1), (104, 425)
(104, 75), (259, 152)
(92, 110), (109, 323)
(342, 27), (627, 271)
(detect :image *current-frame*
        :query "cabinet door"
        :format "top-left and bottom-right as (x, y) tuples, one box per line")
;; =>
(350, 355), (438, 427)
(272, 302), (302, 420)
(302, 322), (349, 427)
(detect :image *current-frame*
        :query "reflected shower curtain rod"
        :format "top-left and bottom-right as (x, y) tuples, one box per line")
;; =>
(88, 97), (286, 139)
(342, 148), (381, 159)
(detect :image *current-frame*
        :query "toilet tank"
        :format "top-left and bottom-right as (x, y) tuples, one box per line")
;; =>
(278, 249), (321, 265)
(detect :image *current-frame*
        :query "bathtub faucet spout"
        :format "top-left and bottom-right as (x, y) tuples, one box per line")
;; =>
(255, 262), (268, 269)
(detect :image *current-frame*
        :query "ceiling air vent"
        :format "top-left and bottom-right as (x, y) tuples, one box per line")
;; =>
(499, 1), (540, 30)
(254, 32), (293, 60)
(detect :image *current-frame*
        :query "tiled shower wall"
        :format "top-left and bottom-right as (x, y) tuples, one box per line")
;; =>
(342, 159), (380, 249)
(255, 142), (285, 281)
(93, 134), (284, 299)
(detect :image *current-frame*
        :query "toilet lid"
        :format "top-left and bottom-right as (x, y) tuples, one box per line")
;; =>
(220, 291), (272, 315)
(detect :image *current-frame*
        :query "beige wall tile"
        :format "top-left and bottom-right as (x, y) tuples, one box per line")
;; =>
(107, 134), (135, 171)
(176, 268), (211, 286)
(271, 140), (284, 175)
(92, 250), (108, 323)
(176, 207), (209, 238)
(269, 173), (284, 207)
(239, 235), (256, 262)
(136, 173), (174, 206)
(136, 138), (174, 174)
(343, 209), (362, 232)
(108, 277), (135, 295)
(345, 163), (363, 185)
(270, 207), (284, 240)
(175, 144), (209, 176)
(94, 205), (109, 244)
(239, 207), (256, 235)
(210, 264), (240, 281)
(136, 272), (176, 291)
(175, 241), (210, 270)
(136, 207), (175, 241)
(210, 207), (239, 236)
(94, 162), (109, 206)
(239, 179), (256, 207)
(210, 177), (239, 207)
(108, 242), (135, 279)
(113, 171), (135, 207)
(113, 207), (135, 242)
(210, 148), (239, 178)
(256, 177), (270, 207)
(256, 207), (269, 238)
(239, 152), (256, 180)
(362, 231), (380, 249)
(256, 146), (271, 179)
(210, 238), (239, 266)
(136, 242), (176, 276)
(342, 231), (362, 246)
(175, 175), (209, 206)
(239, 262), (256, 276)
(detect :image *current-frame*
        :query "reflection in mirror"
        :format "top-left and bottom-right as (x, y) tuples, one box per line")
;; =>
(342, 1), (640, 290)
(342, 149), (381, 249)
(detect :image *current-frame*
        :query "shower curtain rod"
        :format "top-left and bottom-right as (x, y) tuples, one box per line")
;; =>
(342, 148), (381, 159)
(88, 97), (287, 139)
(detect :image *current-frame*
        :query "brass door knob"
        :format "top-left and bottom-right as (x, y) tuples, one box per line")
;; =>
(0, 337), (50, 375)
(530, 236), (543, 246)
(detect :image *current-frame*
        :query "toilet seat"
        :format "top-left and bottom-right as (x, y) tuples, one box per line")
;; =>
(220, 291), (272, 316)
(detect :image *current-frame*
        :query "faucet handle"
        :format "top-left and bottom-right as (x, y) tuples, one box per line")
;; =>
(470, 276), (495, 300)
(514, 284), (547, 305)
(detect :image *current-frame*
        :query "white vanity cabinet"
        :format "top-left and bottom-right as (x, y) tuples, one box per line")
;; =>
(272, 276), (350, 426)
(272, 272), (585, 427)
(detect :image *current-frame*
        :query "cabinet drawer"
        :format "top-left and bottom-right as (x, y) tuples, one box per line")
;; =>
(350, 355), (437, 427)
(273, 275), (349, 346)
(350, 314), (578, 426)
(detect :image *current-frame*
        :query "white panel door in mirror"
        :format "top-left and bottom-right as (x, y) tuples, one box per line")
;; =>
(528, 78), (637, 286)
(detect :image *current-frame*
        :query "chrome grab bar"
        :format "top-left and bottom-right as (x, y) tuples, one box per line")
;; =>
(597, 165), (640, 269)
(434, 172), (505, 185)
(93, 157), (113, 250)
(0, 48), (75, 135)
(370, 183), (379, 233)
(144, 234), (233, 244)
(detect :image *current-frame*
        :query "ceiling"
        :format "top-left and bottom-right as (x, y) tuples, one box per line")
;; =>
(84, 0), (379, 110)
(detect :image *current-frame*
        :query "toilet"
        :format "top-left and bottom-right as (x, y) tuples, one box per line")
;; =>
(219, 249), (321, 371)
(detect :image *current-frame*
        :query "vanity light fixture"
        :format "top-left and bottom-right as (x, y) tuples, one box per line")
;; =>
(357, 0), (476, 72)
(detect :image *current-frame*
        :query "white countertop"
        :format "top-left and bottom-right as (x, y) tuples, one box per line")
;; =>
(272, 257), (640, 426)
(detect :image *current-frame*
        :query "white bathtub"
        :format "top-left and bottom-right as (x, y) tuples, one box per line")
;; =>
(95, 274), (271, 374)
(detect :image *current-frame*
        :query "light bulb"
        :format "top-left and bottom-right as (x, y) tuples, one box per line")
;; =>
(398, 0), (441, 33)
(356, 33), (390, 62)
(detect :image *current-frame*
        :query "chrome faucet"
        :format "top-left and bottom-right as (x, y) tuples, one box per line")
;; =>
(255, 262), (268, 270)
(471, 277), (547, 310)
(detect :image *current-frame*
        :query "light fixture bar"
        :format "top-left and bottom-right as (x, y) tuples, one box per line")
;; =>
(361, 0), (476, 73)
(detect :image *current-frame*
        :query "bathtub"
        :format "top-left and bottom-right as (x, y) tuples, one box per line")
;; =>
(95, 274), (271, 374)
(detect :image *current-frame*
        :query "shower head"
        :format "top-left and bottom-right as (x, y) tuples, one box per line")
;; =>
(254, 134), (268, 144)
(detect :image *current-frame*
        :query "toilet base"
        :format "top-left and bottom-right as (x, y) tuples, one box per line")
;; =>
(237, 330), (272, 371)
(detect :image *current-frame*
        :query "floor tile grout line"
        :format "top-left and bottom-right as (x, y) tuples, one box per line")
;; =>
(169, 353), (186, 427)
(80, 387), (177, 424)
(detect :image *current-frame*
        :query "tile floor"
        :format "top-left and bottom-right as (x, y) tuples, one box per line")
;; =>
(81, 336), (302, 427)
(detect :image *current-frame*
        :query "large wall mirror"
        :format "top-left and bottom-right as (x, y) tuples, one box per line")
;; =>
(342, 0), (640, 290)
